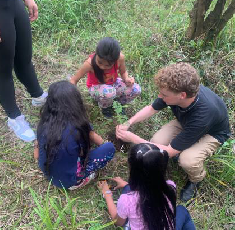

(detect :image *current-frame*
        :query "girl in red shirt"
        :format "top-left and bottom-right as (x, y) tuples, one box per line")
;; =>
(70, 37), (141, 117)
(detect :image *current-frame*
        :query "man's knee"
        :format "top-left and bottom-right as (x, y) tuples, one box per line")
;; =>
(179, 153), (199, 171)
(150, 132), (171, 145)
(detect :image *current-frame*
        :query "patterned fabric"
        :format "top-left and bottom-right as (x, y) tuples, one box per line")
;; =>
(89, 78), (141, 108)
(76, 142), (115, 180)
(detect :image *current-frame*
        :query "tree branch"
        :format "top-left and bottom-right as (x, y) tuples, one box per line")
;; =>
(204, 0), (227, 31)
(213, 0), (235, 37)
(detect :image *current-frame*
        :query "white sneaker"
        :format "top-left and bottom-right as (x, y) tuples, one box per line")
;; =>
(7, 115), (36, 142)
(32, 92), (48, 107)
(68, 173), (96, 190)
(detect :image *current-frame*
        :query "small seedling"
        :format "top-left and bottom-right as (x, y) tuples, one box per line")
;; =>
(112, 101), (128, 124)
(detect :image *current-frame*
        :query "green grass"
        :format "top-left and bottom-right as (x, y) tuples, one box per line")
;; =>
(0, 0), (234, 229)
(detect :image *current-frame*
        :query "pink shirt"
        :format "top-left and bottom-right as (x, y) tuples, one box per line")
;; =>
(86, 54), (119, 88)
(117, 180), (176, 230)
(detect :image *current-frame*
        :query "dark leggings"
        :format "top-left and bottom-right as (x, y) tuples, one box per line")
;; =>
(0, 0), (42, 119)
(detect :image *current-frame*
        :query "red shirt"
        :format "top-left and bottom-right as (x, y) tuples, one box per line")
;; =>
(86, 54), (119, 88)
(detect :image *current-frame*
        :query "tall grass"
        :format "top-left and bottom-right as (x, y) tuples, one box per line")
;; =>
(28, 183), (115, 229)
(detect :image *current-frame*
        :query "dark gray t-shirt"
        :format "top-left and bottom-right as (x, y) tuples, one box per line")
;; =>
(152, 85), (230, 151)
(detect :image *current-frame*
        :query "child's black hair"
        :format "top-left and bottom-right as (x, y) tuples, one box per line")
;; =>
(128, 143), (176, 230)
(91, 37), (120, 83)
(37, 80), (91, 176)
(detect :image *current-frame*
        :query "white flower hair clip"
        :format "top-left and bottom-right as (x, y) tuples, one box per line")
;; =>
(137, 150), (142, 156)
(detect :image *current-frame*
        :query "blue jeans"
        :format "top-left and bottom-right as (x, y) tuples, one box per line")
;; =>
(77, 142), (115, 180)
(176, 205), (196, 230)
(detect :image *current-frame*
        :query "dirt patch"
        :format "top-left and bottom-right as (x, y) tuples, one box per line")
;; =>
(107, 128), (130, 153)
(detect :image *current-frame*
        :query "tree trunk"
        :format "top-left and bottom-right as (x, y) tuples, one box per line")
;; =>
(206, 0), (235, 40)
(186, 0), (213, 39)
(194, 0), (206, 38)
(186, 0), (235, 41)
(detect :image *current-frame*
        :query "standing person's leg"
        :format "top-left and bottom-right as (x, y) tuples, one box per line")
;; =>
(179, 135), (220, 201)
(13, 0), (47, 106)
(89, 84), (116, 117)
(0, 0), (21, 119)
(114, 78), (141, 105)
(176, 205), (196, 230)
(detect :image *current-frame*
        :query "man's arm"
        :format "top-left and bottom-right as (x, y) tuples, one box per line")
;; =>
(155, 143), (180, 158)
(116, 130), (180, 158)
(129, 105), (158, 125)
(118, 105), (158, 131)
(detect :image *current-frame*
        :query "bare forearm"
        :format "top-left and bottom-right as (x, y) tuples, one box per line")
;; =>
(129, 105), (157, 126)
(70, 72), (82, 85)
(129, 133), (149, 144)
(34, 141), (39, 159)
(89, 131), (104, 146)
(105, 195), (118, 221)
(120, 70), (128, 82)
(154, 143), (180, 158)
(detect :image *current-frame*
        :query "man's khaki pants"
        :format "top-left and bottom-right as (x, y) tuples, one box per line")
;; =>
(150, 120), (220, 182)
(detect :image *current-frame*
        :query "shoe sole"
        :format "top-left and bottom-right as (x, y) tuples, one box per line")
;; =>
(8, 127), (36, 142)
(32, 101), (45, 107)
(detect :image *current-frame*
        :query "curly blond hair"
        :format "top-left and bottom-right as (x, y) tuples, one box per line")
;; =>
(154, 63), (200, 98)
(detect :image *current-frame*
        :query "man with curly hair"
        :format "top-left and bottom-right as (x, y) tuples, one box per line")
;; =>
(116, 62), (230, 202)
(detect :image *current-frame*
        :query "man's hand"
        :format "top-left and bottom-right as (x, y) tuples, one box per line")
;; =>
(116, 129), (134, 143)
(116, 121), (131, 132)
(24, 0), (38, 21)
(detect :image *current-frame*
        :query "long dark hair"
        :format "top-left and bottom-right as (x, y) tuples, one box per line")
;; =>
(128, 143), (176, 230)
(91, 37), (120, 83)
(37, 81), (91, 175)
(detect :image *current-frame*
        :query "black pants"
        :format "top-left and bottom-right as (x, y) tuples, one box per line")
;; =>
(0, 0), (42, 119)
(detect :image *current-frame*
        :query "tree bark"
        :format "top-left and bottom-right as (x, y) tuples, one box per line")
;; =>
(206, 0), (235, 40)
(194, 0), (206, 38)
(204, 0), (226, 32)
(186, 0), (235, 41)
(186, 0), (199, 40)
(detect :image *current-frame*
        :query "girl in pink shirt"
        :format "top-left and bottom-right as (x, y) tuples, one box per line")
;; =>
(70, 37), (141, 117)
(98, 143), (176, 230)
